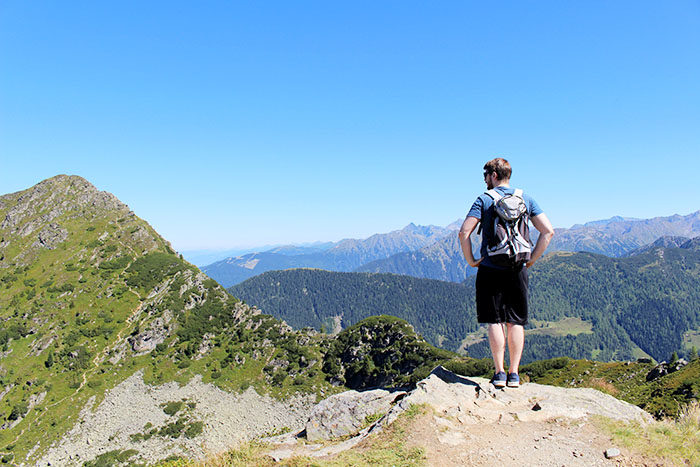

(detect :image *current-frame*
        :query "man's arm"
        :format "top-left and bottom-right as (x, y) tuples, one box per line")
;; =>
(527, 213), (555, 268)
(459, 216), (482, 267)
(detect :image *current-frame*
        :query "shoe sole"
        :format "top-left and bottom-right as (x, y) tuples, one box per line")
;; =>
(507, 382), (519, 387)
(493, 381), (506, 388)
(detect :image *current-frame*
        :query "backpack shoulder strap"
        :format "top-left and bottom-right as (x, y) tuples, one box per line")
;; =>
(513, 188), (524, 198)
(485, 189), (502, 201)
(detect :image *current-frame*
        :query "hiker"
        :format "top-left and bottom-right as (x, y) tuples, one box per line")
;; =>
(458, 158), (554, 388)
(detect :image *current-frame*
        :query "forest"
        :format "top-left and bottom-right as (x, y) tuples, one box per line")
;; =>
(230, 243), (700, 363)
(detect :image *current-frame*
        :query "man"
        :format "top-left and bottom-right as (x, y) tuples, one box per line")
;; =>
(459, 158), (554, 388)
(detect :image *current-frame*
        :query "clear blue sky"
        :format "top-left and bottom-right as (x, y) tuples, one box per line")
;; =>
(2, 1), (699, 251)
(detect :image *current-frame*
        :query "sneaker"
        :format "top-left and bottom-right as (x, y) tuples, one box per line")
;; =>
(507, 373), (520, 387)
(491, 371), (507, 388)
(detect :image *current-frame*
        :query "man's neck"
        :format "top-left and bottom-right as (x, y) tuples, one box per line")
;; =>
(493, 181), (510, 188)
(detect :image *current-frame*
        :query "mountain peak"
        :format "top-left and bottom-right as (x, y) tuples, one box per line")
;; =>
(681, 236), (700, 251)
(1, 175), (128, 229)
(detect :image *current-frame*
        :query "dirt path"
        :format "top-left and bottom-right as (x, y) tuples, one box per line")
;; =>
(405, 409), (668, 466)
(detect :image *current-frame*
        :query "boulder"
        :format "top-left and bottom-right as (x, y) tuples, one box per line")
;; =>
(304, 388), (406, 441)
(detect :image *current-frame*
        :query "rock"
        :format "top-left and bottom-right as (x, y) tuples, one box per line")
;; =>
(646, 359), (688, 381)
(382, 366), (652, 428)
(604, 447), (621, 458)
(304, 388), (406, 441)
(32, 223), (68, 250)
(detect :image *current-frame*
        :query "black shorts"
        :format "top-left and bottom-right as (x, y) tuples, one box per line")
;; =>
(475, 264), (529, 325)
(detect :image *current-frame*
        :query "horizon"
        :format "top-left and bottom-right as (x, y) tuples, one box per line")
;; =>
(2, 2), (699, 250)
(178, 207), (700, 258)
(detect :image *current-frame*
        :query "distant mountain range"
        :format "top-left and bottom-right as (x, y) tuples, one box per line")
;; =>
(231, 237), (700, 364)
(206, 211), (700, 286)
(362, 211), (700, 282)
(203, 222), (459, 286)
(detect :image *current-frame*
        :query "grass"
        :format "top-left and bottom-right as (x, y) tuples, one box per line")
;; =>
(459, 317), (594, 352)
(157, 404), (428, 467)
(597, 400), (700, 466)
(683, 328), (700, 351)
(527, 317), (593, 337)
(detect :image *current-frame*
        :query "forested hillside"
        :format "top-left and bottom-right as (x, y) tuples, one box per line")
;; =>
(233, 269), (476, 351)
(231, 240), (700, 363)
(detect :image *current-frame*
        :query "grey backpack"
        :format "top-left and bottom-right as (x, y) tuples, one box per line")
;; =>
(482, 188), (532, 268)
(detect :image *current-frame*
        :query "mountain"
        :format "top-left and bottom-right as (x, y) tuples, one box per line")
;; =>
(356, 231), (476, 282)
(231, 269), (475, 351)
(181, 242), (337, 267)
(0, 175), (335, 465)
(2, 176), (697, 464)
(0, 175), (467, 465)
(357, 211), (700, 282)
(202, 222), (455, 287)
(624, 235), (691, 256)
(231, 240), (700, 363)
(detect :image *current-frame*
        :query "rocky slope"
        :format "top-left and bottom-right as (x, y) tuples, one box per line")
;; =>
(0, 175), (329, 465)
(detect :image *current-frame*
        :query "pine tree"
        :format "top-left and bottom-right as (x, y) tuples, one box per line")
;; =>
(670, 351), (678, 365)
(689, 346), (698, 361)
(44, 351), (54, 368)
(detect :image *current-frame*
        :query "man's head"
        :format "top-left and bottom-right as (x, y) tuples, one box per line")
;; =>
(483, 158), (511, 189)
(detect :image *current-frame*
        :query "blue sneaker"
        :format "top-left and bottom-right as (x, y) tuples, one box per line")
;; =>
(491, 371), (507, 388)
(507, 373), (520, 387)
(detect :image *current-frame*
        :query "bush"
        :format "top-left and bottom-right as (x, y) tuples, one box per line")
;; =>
(443, 357), (493, 377)
(162, 401), (183, 416)
(126, 252), (187, 290)
(185, 421), (204, 438)
(8, 402), (29, 421)
(98, 256), (131, 271)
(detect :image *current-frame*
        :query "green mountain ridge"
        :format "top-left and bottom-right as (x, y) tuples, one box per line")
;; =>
(0, 175), (460, 465)
(0, 176), (334, 464)
(230, 243), (700, 364)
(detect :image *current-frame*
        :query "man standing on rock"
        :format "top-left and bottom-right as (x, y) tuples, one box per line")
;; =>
(459, 158), (554, 388)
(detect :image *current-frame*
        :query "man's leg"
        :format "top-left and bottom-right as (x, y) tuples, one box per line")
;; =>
(506, 323), (524, 374)
(487, 323), (506, 373)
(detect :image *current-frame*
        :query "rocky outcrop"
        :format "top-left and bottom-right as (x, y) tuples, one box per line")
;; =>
(304, 388), (406, 441)
(31, 223), (68, 249)
(266, 366), (652, 461)
(646, 358), (689, 381)
(385, 366), (652, 426)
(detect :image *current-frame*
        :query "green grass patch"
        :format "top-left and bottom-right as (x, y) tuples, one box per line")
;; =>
(527, 317), (594, 337)
(597, 401), (700, 465)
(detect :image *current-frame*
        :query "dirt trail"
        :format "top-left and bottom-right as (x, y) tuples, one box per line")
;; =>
(405, 409), (667, 466)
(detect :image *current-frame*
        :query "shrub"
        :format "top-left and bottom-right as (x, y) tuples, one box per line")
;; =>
(8, 402), (29, 421)
(162, 401), (183, 416)
(126, 252), (187, 290)
(185, 421), (204, 438)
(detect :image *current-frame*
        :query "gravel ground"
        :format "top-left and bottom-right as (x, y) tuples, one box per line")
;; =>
(36, 371), (315, 466)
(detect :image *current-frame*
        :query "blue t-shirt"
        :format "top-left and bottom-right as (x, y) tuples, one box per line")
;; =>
(467, 186), (543, 269)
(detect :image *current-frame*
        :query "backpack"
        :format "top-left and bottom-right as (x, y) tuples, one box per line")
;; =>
(480, 188), (532, 268)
